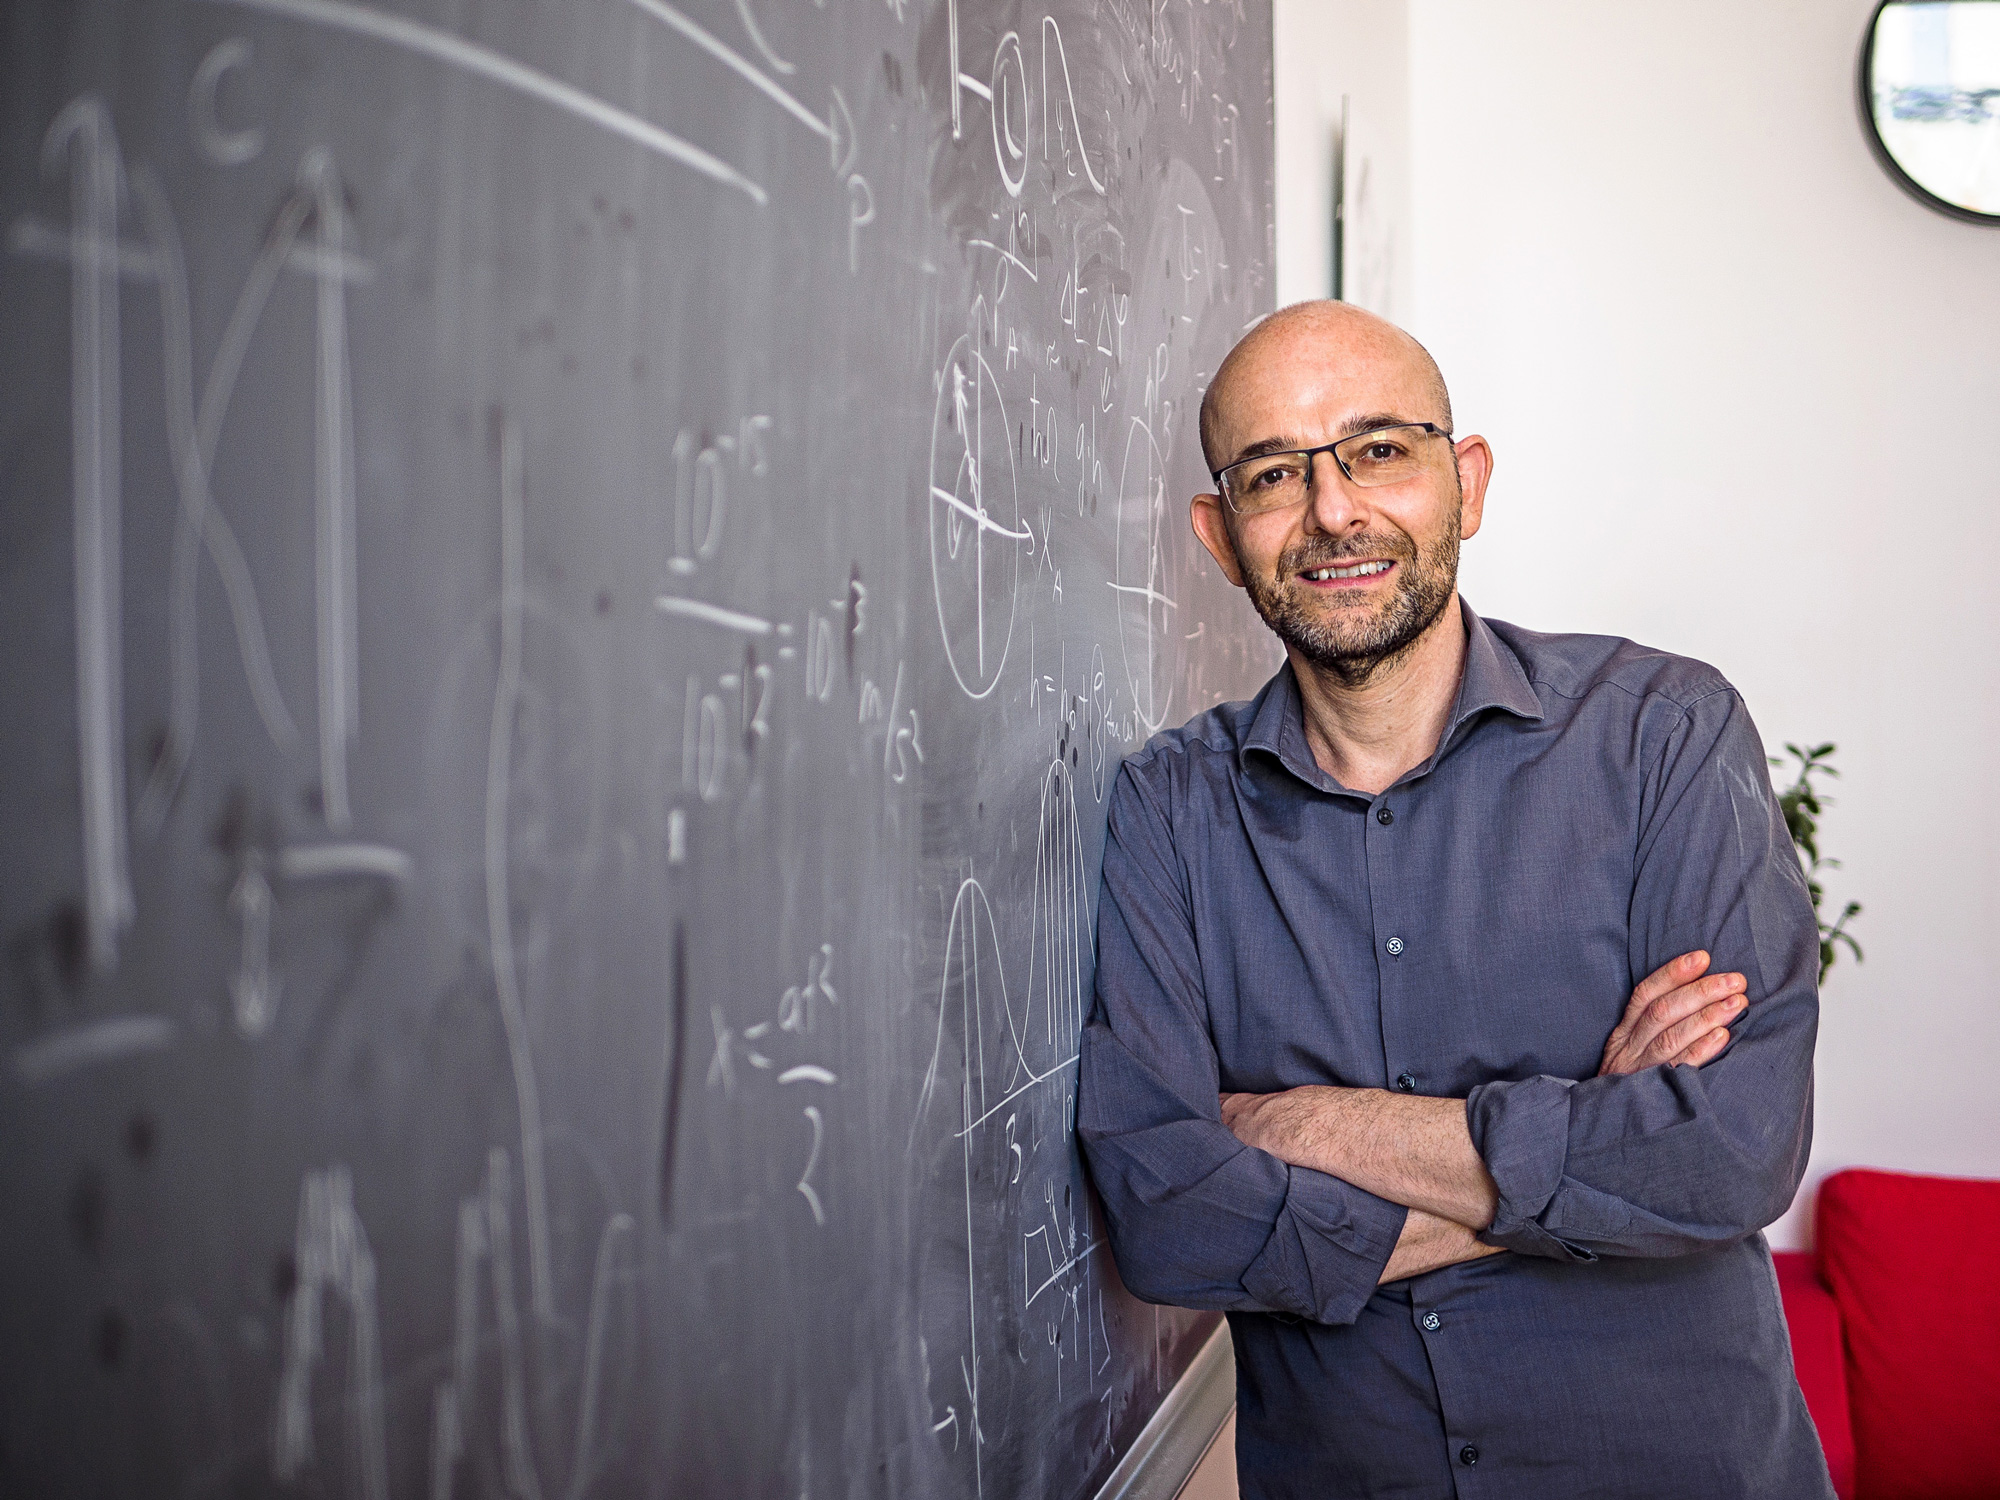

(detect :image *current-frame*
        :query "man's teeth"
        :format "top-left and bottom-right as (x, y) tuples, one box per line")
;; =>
(1302, 561), (1392, 581)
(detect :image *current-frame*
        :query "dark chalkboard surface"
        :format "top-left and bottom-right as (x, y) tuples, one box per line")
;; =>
(0, 0), (1277, 1494)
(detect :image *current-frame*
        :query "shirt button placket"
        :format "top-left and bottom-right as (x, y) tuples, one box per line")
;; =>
(1372, 794), (1416, 1130)
(1423, 1300), (1482, 1483)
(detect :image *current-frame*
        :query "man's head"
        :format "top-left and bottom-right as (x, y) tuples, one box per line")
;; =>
(1191, 301), (1491, 687)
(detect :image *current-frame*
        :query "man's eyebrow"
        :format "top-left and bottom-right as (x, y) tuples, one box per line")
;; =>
(1220, 413), (1430, 470)
(1337, 411), (1424, 437)
(1221, 435), (1307, 468)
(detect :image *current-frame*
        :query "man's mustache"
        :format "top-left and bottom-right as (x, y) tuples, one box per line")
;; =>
(1276, 533), (1416, 577)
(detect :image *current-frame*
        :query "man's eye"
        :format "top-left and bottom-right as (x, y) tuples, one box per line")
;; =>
(1360, 442), (1406, 462)
(1251, 463), (1300, 487)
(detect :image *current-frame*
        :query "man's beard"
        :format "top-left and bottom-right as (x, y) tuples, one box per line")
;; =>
(1241, 511), (1462, 686)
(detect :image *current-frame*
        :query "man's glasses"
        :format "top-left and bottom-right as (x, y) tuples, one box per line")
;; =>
(1212, 423), (1453, 515)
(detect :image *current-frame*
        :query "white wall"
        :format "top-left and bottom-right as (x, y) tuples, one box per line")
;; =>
(1273, 0), (1412, 315)
(1402, 0), (2000, 1245)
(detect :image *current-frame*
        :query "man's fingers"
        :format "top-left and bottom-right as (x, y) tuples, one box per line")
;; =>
(1604, 953), (1716, 1069)
(1646, 992), (1746, 1066)
(1623, 950), (1711, 1018)
(1665, 1025), (1732, 1069)
(1624, 972), (1746, 1063)
(1219, 1092), (1261, 1133)
(1599, 969), (1749, 1076)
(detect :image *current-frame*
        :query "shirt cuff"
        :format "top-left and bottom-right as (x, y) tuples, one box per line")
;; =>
(1466, 1076), (1598, 1262)
(1239, 1164), (1408, 1325)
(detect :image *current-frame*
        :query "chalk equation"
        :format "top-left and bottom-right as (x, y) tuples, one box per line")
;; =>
(0, 0), (1274, 1495)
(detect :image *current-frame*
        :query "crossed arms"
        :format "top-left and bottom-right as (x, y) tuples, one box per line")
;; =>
(1217, 950), (1750, 1284)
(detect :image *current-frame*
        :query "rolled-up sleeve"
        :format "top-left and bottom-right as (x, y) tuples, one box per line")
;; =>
(1079, 761), (1407, 1325)
(1467, 687), (1819, 1260)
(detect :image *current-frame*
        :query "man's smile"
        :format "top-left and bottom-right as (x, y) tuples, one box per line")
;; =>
(1298, 559), (1396, 585)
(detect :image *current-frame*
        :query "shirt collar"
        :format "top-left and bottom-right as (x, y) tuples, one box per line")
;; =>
(1241, 598), (1544, 793)
(1452, 599), (1545, 730)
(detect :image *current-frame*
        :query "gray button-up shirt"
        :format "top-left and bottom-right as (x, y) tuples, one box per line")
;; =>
(1078, 603), (1833, 1498)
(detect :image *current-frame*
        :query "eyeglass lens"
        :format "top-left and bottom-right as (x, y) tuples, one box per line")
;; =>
(1222, 425), (1442, 512)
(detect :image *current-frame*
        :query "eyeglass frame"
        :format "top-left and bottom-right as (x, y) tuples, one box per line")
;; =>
(1209, 422), (1455, 514)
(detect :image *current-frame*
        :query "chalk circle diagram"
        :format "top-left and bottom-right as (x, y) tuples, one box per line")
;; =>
(422, 595), (606, 968)
(929, 334), (1028, 700)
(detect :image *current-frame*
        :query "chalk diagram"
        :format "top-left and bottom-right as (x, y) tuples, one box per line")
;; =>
(1112, 416), (1176, 737)
(0, 0), (1269, 1488)
(929, 334), (1029, 700)
(1025, 756), (1091, 1066)
(281, 434), (633, 1500)
(913, 756), (1102, 1497)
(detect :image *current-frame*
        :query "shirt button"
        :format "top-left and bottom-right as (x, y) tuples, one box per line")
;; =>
(1395, 1072), (1417, 1092)
(1421, 1310), (1441, 1332)
(1385, 936), (1405, 956)
(1377, 807), (1394, 825)
(1459, 1445), (1480, 1467)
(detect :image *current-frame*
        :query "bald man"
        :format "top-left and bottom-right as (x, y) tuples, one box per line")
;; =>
(1078, 303), (1833, 1497)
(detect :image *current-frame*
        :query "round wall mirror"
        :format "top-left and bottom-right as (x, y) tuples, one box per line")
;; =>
(1860, 0), (2000, 223)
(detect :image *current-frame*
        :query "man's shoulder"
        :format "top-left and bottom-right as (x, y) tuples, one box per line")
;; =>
(1485, 616), (1736, 717)
(1120, 680), (1272, 783)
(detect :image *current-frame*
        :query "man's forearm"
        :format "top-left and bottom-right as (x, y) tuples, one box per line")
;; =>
(1222, 1086), (1500, 1230)
(1380, 1208), (1506, 1284)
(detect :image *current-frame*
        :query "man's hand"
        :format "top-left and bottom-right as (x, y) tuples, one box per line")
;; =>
(1599, 950), (1746, 1077)
(1379, 1209), (1507, 1284)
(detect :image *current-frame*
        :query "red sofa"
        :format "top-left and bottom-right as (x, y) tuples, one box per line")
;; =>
(1773, 1168), (2000, 1500)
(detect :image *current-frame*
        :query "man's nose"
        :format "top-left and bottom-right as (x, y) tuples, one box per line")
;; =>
(1302, 450), (1368, 534)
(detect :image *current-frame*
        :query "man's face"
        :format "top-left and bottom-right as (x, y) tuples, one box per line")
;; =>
(1192, 317), (1487, 681)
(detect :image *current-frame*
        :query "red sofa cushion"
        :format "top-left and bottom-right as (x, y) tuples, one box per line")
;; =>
(1816, 1168), (2000, 1500)
(1774, 1251), (1856, 1500)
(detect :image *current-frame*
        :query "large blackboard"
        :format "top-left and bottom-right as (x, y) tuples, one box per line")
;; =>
(0, 1), (1277, 1494)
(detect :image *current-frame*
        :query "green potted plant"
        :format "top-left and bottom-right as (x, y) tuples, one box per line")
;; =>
(1772, 742), (1862, 985)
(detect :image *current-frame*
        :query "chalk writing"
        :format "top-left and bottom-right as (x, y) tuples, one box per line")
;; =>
(189, 37), (264, 166)
(198, 0), (769, 201)
(11, 1015), (176, 1084)
(228, 850), (280, 1036)
(273, 1164), (389, 1500)
(43, 96), (133, 971)
(484, 417), (556, 1323)
(302, 148), (361, 831)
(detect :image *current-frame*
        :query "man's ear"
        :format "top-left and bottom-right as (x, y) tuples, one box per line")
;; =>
(1453, 435), (1493, 541)
(1190, 492), (1246, 588)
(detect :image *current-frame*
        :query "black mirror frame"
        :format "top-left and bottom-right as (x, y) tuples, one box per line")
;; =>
(1857, 0), (2000, 227)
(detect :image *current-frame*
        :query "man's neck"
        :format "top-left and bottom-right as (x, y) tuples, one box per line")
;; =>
(1290, 597), (1468, 797)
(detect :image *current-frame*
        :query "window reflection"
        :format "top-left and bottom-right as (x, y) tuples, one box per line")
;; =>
(1868, 1), (2000, 218)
